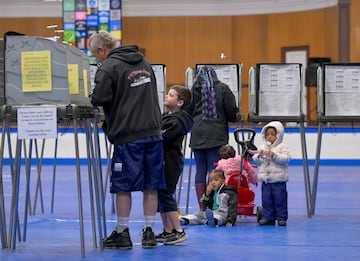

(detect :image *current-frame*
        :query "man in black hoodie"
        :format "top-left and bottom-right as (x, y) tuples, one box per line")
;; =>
(90, 31), (165, 249)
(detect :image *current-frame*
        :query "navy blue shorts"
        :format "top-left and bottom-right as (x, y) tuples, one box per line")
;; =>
(110, 137), (165, 193)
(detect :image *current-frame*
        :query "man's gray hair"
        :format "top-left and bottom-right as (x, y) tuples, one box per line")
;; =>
(89, 30), (116, 52)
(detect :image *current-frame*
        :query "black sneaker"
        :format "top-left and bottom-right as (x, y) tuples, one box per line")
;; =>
(142, 227), (157, 248)
(103, 228), (133, 249)
(163, 229), (188, 245)
(258, 219), (276, 226)
(180, 218), (189, 226)
(155, 230), (174, 243)
(278, 220), (287, 226)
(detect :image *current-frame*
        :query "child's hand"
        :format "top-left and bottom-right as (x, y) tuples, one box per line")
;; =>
(258, 149), (264, 156)
(267, 151), (274, 158)
(206, 184), (215, 195)
(226, 222), (233, 227)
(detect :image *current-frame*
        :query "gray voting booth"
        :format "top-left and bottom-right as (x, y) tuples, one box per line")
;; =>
(248, 63), (312, 217)
(0, 38), (4, 106)
(152, 64), (166, 113)
(311, 63), (360, 216)
(5, 35), (91, 106)
(0, 34), (105, 257)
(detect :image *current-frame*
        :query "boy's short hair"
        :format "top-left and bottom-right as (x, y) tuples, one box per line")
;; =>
(169, 85), (192, 109)
(210, 169), (226, 180)
(219, 145), (236, 159)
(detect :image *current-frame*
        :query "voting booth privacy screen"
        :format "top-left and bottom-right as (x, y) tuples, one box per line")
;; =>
(321, 63), (360, 117)
(0, 38), (4, 106)
(151, 64), (166, 113)
(255, 63), (302, 117)
(4, 35), (91, 106)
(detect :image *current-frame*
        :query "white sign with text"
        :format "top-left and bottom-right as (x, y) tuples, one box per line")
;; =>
(17, 106), (57, 139)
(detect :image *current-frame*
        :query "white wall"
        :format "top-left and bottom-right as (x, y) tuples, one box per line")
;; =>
(2, 127), (360, 165)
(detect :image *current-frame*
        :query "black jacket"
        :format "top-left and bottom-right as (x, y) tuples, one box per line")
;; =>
(162, 111), (193, 177)
(91, 45), (162, 144)
(187, 80), (238, 149)
(202, 184), (238, 225)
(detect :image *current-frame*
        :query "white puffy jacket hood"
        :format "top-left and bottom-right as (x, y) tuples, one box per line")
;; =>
(261, 121), (284, 147)
(253, 121), (291, 183)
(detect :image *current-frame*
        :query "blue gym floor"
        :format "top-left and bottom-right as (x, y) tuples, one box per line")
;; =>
(0, 164), (359, 260)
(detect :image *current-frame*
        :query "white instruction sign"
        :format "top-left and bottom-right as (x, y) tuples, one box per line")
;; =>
(17, 106), (57, 139)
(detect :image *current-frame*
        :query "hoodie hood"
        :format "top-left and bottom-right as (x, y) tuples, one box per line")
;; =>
(261, 121), (284, 147)
(107, 45), (144, 64)
(164, 110), (193, 135)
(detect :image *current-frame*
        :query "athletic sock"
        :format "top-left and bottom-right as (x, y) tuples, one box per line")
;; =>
(116, 217), (129, 233)
(144, 215), (155, 229)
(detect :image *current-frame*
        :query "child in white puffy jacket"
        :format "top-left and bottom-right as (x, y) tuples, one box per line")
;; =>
(253, 121), (291, 226)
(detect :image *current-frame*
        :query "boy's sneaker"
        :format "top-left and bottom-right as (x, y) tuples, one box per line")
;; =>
(142, 227), (157, 248)
(163, 229), (188, 245)
(103, 228), (133, 249)
(278, 220), (287, 226)
(259, 219), (276, 226)
(205, 209), (217, 227)
(155, 230), (174, 243)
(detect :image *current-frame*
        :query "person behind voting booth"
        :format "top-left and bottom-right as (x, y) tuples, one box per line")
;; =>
(155, 85), (193, 245)
(187, 66), (238, 212)
(252, 121), (291, 226)
(89, 30), (165, 249)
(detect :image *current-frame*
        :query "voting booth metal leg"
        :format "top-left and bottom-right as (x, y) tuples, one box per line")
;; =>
(310, 123), (323, 216)
(22, 139), (34, 242)
(8, 138), (22, 249)
(92, 119), (107, 244)
(73, 119), (86, 258)
(84, 119), (98, 248)
(101, 136), (116, 215)
(103, 142), (115, 215)
(300, 121), (312, 218)
(0, 118), (8, 248)
(8, 130), (22, 242)
(185, 149), (193, 215)
(50, 138), (58, 213)
(176, 134), (188, 209)
(103, 135), (111, 195)
(32, 139), (45, 215)
(85, 118), (106, 249)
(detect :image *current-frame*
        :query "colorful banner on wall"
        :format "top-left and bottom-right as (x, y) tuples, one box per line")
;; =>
(63, 0), (122, 64)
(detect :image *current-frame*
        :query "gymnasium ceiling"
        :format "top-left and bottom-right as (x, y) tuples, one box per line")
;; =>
(0, 0), (338, 17)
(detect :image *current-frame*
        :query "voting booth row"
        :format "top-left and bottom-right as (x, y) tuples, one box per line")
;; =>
(1, 33), (360, 257)
(182, 63), (360, 219)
